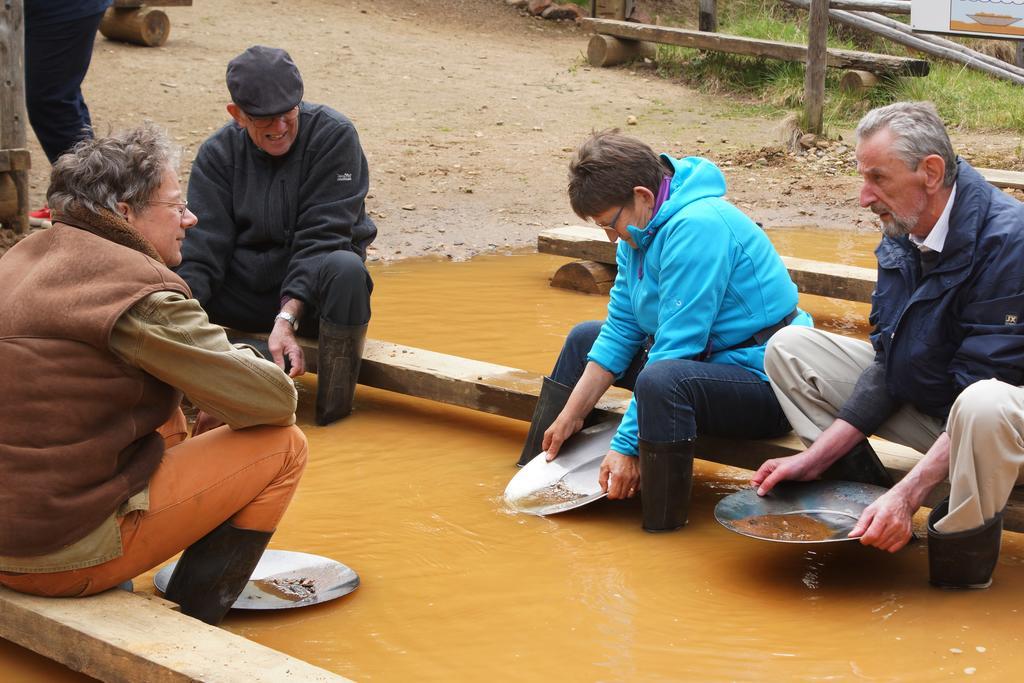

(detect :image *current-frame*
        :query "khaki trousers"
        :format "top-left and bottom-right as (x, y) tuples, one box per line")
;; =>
(0, 411), (307, 597)
(765, 327), (1022, 532)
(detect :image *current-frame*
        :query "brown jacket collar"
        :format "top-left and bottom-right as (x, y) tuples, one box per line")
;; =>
(52, 203), (164, 264)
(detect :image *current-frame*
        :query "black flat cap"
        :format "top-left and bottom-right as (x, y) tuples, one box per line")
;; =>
(226, 45), (304, 117)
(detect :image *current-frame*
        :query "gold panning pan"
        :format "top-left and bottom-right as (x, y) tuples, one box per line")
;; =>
(715, 480), (889, 543)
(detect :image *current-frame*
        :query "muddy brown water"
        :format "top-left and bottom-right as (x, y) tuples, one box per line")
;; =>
(6, 228), (1024, 681)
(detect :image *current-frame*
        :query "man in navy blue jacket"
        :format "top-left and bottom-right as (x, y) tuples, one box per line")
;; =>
(752, 101), (1024, 589)
(178, 46), (376, 426)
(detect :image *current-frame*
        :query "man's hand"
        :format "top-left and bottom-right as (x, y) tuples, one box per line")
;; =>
(599, 450), (640, 499)
(848, 488), (916, 552)
(751, 452), (830, 496)
(542, 410), (584, 461)
(192, 410), (225, 436)
(268, 319), (306, 378)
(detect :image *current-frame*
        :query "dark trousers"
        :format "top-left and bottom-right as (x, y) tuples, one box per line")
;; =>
(205, 250), (373, 336)
(25, 12), (106, 163)
(551, 321), (790, 443)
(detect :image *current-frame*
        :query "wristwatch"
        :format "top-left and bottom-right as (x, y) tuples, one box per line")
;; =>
(274, 311), (299, 331)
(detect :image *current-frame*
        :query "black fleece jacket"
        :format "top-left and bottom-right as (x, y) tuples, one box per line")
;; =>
(177, 102), (376, 307)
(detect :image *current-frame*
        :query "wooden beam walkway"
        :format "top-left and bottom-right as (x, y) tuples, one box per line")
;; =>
(240, 334), (1024, 531)
(0, 588), (349, 682)
(538, 226), (877, 303)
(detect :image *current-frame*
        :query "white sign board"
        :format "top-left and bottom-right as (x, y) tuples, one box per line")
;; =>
(912, 0), (1024, 39)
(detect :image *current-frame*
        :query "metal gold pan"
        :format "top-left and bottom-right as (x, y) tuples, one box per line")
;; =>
(155, 549), (359, 610)
(715, 480), (889, 544)
(503, 418), (621, 516)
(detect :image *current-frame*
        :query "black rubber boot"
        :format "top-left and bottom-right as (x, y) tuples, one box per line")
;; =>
(163, 522), (274, 625)
(639, 438), (696, 533)
(822, 440), (895, 488)
(517, 376), (575, 467)
(316, 319), (368, 426)
(927, 499), (1003, 589)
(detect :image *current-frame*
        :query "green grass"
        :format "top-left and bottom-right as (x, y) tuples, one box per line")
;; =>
(643, 0), (1024, 135)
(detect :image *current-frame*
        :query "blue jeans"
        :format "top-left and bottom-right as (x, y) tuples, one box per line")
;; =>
(551, 321), (790, 443)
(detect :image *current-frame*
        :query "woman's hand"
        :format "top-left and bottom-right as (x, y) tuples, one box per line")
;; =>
(543, 410), (584, 461)
(599, 450), (640, 499)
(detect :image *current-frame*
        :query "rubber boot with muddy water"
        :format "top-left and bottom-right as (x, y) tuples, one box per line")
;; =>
(639, 438), (696, 532)
(927, 499), (1004, 589)
(517, 377), (574, 467)
(163, 522), (273, 625)
(822, 440), (895, 489)
(316, 319), (368, 426)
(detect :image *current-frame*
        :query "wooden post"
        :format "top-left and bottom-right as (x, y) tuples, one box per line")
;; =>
(1016, 41), (1024, 69)
(99, 7), (171, 47)
(698, 0), (718, 32)
(0, 0), (30, 234)
(804, 0), (829, 135)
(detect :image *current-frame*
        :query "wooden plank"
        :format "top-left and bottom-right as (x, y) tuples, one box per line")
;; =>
(580, 18), (929, 76)
(0, 148), (30, 173)
(977, 167), (1024, 191)
(232, 332), (1024, 531)
(0, 586), (350, 682)
(783, 254), (876, 303)
(537, 226), (877, 303)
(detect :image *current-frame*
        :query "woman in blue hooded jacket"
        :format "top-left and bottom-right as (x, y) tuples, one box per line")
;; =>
(517, 130), (811, 530)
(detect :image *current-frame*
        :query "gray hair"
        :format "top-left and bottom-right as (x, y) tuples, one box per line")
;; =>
(47, 123), (181, 214)
(855, 101), (957, 187)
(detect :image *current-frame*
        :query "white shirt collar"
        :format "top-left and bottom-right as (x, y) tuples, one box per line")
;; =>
(909, 183), (956, 253)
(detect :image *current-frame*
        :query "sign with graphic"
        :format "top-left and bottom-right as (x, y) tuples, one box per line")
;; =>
(912, 0), (1024, 39)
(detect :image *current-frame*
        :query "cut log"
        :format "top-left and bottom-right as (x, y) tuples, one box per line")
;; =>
(100, 7), (171, 47)
(538, 226), (878, 303)
(839, 68), (880, 93)
(0, 586), (350, 682)
(550, 259), (617, 294)
(225, 331), (1024, 532)
(580, 17), (929, 76)
(587, 34), (657, 67)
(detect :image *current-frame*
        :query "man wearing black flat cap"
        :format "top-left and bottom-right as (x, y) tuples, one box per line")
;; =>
(178, 45), (376, 425)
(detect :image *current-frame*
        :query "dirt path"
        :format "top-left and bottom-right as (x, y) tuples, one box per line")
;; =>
(18, 0), (1021, 261)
